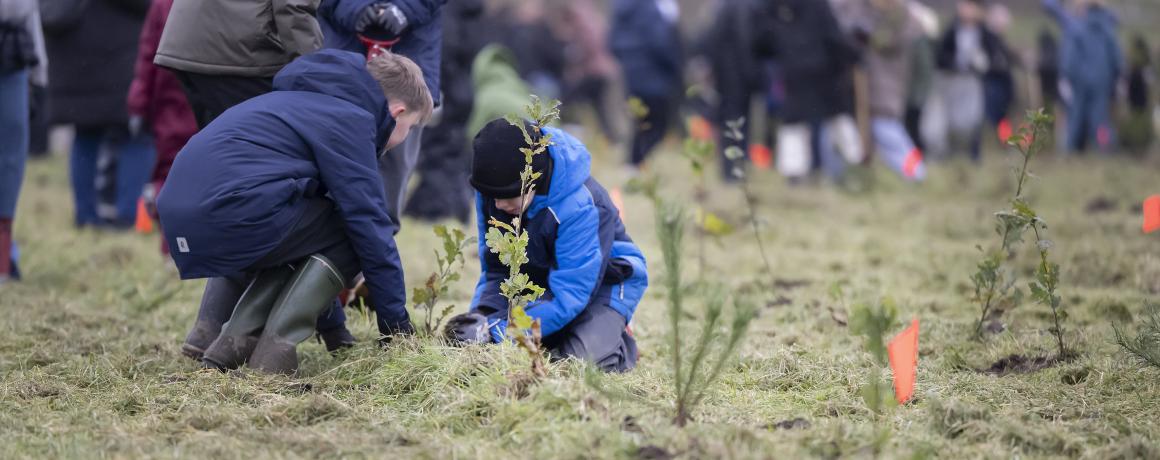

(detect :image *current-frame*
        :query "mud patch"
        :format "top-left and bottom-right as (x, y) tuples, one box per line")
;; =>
(635, 445), (673, 460)
(766, 418), (811, 430)
(1084, 197), (1118, 214)
(766, 296), (792, 308)
(772, 278), (812, 290)
(979, 354), (1062, 375)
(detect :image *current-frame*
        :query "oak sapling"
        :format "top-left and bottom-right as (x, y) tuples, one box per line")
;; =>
(411, 225), (475, 338)
(849, 298), (899, 456)
(722, 117), (774, 281)
(968, 110), (1064, 355)
(484, 95), (561, 378)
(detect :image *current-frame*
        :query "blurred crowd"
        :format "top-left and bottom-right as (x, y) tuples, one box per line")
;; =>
(0, 0), (1152, 281)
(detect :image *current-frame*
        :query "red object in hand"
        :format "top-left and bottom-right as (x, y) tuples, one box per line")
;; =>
(359, 35), (401, 60)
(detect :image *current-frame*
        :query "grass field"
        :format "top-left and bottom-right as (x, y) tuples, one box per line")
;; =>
(1, 137), (1158, 459)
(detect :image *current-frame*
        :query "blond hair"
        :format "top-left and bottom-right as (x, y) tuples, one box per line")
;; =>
(366, 51), (434, 124)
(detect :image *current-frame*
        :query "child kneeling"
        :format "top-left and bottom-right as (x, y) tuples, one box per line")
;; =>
(452, 119), (647, 372)
(158, 49), (432, 374)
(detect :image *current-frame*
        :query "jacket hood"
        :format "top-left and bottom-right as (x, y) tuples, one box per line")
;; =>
(529, 126), (591, 215)
(273, 49), (395, 148)
(472, 44), (525, 90)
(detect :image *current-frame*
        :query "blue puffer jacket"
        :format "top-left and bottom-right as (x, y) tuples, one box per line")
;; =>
(157, 49), (412, 335)
(609, 0), (682, 99)
(1044, 0), (1122, 89)
(317, 0), (446, 105)
(470, 127), (648, 341)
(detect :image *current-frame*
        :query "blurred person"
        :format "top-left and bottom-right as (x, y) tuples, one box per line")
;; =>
(705, 0), (764, 182)
(610, 0), (683, 171)
(753, 0), (863, 182)
(1043, 0), (1122, 153)
(1037, 29), (1060, 113)
(905, 0), (938, 152)
(159, 50), (432, 373)
(155, 0), (322, 128)
(848, 0), (926, 181)
(127, 0), (198, 256)
(42, 0), (154, 229)
(456, 119), (647, 372)
(491, 0), (565, 100)
(403, 0), (484, 222)
(318, 0), (446, 235)
(467, 45), (533, 140)
(928, 0), (998, 161)
(1120, 35), (1153, 154)
(552, 0), (623, 145)
(983, 2), (1017, 141)
(0, 0), (47, 282)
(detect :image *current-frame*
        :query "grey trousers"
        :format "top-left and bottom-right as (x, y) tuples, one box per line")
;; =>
(377, 126), (424, 234)
(544, 303), (638, 373)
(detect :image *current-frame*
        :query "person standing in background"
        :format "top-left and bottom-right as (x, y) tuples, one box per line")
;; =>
(42, 0), (154, 229)
(610, 0), (683, 172)
(1042, 0), (1122, 153)
(553, 0), (624, 147)
(0, 0), (47, 283)
(931, 0), (997, 161)
(154, 0), (322, 128)
(402, 0), (483, 223)
(317, 0), (446, 236)
(982, 3), (1017, 143)
(705, 0), (764, 182)
(1120, 36), (1154, 154)
(905, 0), (938, 153)
(127, 0), (198, 255)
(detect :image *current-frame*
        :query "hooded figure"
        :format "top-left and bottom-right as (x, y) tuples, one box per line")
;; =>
(158, 50), (421, 374)
(467, 121), (647, 372)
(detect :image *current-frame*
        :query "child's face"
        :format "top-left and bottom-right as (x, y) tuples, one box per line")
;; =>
(494, 191), (535, 215)
(384, 105), (423, 151)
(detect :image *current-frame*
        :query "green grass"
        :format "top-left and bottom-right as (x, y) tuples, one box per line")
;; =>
(2, 141), (1159, 458)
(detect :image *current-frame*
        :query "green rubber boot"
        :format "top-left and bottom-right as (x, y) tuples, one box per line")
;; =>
(248, 255), (345, 374)
(201, 265), (295, 371)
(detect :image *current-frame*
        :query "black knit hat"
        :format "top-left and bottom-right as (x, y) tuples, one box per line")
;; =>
(470, 119), (551, 199)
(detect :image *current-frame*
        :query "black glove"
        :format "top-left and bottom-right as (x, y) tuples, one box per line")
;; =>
(443, 312), (491, 346)
(355, 2), (409, 37)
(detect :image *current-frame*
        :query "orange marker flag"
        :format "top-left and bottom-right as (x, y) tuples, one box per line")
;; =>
(749, 143), (773, 170)
(887, 319), (919, 405)
(135, 197), (153, 234)
(1144, 195), (1160, 234)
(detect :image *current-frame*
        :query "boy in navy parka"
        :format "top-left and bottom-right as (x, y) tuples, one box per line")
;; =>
(157, 49), (433, 374)
(461, 119), (647, 372)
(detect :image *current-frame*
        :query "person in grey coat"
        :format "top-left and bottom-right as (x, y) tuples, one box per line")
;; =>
(154, 0), (322, 127)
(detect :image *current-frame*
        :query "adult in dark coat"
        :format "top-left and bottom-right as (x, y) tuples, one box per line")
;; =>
(42, 0), (154, 228)
(158, 50), (429, 372)
(318, 0), (447, 235)
(706, 0), (764, 181)
(609, 0), (683, 168)
(403, 0), (483, 222)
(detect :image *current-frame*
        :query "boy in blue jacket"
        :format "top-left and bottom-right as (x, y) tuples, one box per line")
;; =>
(157, 49), (433, 374)
(455, 119), (647, 372)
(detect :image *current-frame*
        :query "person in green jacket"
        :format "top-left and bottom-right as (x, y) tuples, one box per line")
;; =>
(467, 44), (532, 137)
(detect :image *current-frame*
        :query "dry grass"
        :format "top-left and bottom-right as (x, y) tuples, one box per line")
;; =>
(1, 140), (1158, 458)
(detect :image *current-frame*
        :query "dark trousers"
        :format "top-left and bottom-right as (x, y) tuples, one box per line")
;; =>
(564, 76), (620, 143)
(403, 122), (472, 223)
(174, 71), (273, 129)
(904, 105), (924, 152)
(201, 198), (359, 333)
(543, 294), (637, 373)
(629, 94), (672, 167)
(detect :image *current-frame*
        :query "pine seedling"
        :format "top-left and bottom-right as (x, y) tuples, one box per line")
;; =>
(656, 198), (757, 427)
(1113, 302), (1160, 369)
(849, 298), (899, 415)
(411, 225), (474, 337)
(722, 117), (774, 281)
(484, 95), (561, 378)
(680, 132), (715, 281)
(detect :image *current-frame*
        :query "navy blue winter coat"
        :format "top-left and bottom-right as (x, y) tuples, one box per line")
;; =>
(157, 49), (411, 334)
(317, 0), (446, 105)
(470, 127), (648, 340)
(1043, 0), (1122, 91)
(609, 0), (682, 99)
